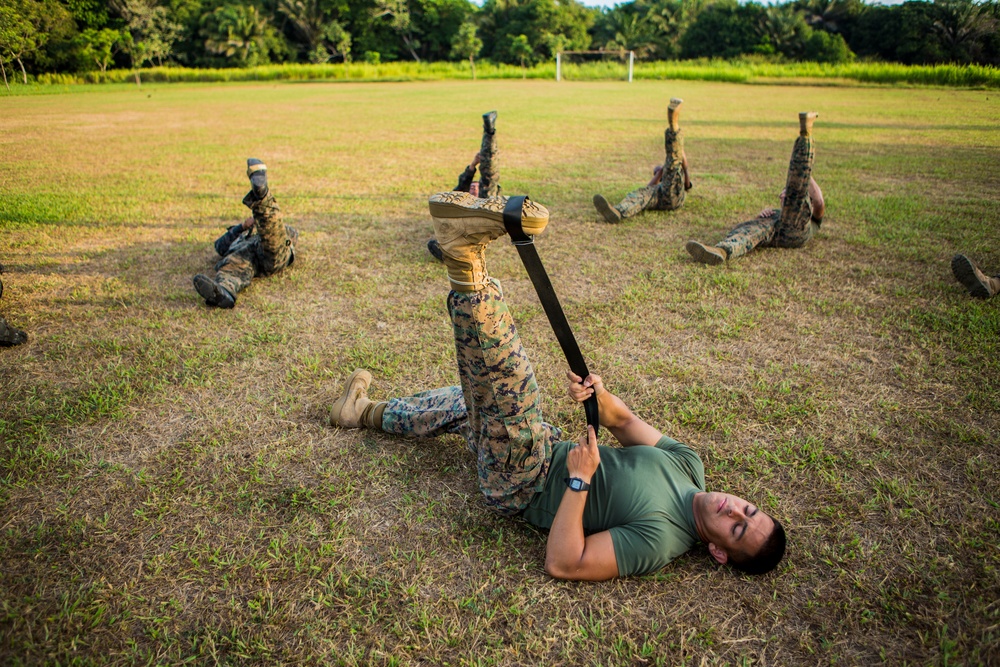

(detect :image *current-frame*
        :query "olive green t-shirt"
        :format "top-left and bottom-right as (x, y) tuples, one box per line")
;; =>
(522, 435), (705, 577)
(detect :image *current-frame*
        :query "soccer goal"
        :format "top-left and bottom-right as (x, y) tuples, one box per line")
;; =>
(556, 50), (635, 82)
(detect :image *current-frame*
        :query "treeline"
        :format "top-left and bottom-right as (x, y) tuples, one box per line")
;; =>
(1, 0), (998, 85)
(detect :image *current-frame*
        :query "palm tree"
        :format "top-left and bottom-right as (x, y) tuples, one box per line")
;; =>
(799, 0), (841, 32)
(932, 0), (997, 63)
(760, 4), (811, 59)
(647, 0), (709, 58)
(203, 5), (275, 66)
(278, 0), (326, 53)
(603, 8), (658, 58)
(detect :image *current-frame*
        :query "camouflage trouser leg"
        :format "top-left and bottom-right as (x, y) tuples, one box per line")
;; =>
(773, 134), (815, 249)
(381, 385), (563, 456)
(716, 216), (778, 259)
(249, 193), (294, 274)
(654, 127), (686, 211)
(449, 278), (555, 516)
(615, 185), (658, 220)
(380, 386), (470, 439)
(615, 128), (686, 219)
(479, 128), (500, 198)
(214, 247), (256, 295)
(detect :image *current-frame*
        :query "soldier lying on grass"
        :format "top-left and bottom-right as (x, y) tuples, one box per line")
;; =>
(193, 159), (298, 309)
(686, 112), (824, 265)
(592, 97), (692, 224)
(330, 191), (786, 581)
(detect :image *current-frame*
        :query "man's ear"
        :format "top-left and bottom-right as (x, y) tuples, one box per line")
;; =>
(707, 542), (728, 565)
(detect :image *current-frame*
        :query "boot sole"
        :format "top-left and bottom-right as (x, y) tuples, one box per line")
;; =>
(686, 240), (726, 266)
(193, 275), (235, 308)
(427, 238), (444, 262)
(428, 192), (548, 236)
(330, 369), (373, 428)
(593, 195), (621, 224)
(0, 324), (27, 346)
(951, 254), (992, 298)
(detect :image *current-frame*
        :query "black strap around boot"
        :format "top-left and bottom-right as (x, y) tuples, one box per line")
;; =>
(502, 196), (600, 435)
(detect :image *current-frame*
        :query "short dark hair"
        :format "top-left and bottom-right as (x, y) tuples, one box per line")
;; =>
(730, 518), (786, 575)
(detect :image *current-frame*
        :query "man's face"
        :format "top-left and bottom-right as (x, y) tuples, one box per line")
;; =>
(693, 491), (775, 564)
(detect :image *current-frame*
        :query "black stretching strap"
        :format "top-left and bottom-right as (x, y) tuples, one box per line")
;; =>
(502, 196), (600, 435)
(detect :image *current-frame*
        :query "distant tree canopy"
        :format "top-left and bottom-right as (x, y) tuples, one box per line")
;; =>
(1, 0), (998, 78)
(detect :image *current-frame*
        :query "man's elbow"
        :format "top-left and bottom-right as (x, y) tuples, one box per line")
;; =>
(544, 556), (580, 580)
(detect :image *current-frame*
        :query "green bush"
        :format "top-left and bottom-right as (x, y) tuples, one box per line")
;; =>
(804, 32), (855, 64)
(20, 59), (1000, 89)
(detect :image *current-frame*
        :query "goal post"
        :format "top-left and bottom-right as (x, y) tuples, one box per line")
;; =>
(556, 50), (634, 82)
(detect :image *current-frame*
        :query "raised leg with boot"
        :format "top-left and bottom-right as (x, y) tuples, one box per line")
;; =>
(478, 111), (500, 198)
(430, 190), (555, 513)
(243, 159), (295, 275)
(772, 113), (817, 249)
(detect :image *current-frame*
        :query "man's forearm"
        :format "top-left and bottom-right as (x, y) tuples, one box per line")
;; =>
(597, 391), (662, 447)
(455, 165), (476, 192)
(545, 488), (590, 577)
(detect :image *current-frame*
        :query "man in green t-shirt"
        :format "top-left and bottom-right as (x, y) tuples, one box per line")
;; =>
(329, 192), (786, 580)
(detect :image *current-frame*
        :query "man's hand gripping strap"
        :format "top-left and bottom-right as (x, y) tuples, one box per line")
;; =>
(502, 196), (600, 435)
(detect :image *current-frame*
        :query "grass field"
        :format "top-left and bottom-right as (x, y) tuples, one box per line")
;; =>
(1, 79), (998, 665)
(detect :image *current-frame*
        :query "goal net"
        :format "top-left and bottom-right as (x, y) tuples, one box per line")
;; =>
(556, 50), (635, 82)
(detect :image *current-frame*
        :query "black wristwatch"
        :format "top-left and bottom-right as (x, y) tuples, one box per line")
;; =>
(564, 477), (591, 492)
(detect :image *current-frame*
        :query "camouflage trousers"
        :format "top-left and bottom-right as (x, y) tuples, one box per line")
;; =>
(479, 127), (500, 198)
(214, 192), (296, 296)
(615, 128), (686, 220)
(381, 279), (562, 516)
(717, 134), (815, 259)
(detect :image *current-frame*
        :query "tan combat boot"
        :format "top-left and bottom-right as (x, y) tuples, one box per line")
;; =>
(668, 98), (683, 132)
(593, 194), (622, 224)
(952, 254), (1000, 298)
(686, 240), (728, 266)
(799, 112), (818, 137)
(428, 191), (549, 292)
(330, 369), (385, 429)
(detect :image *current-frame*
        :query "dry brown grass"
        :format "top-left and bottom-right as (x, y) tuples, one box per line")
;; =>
(1, 80), (998, 665)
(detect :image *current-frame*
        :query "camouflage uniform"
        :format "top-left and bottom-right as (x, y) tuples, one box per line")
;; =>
(613, 127), (686, 220)
(716, 134), (817, 259)
(211, 192), (298, 297)
(0, 272), (27, 347)
(381, 279), (563, 516)
(454, 129), (500, 197)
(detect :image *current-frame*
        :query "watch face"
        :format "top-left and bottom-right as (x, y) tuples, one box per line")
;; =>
(570, 479), (582, 490)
